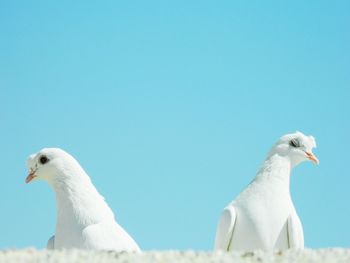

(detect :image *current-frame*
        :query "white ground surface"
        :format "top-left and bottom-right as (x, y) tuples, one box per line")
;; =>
(0, 249), (349, 263)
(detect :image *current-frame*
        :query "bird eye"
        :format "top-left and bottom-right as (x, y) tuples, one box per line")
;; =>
(39, 155), (49, 165)
(289, 139), (300, 148)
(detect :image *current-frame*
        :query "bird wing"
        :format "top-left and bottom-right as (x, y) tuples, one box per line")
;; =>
(46, 235), (55, 249)
(214, 205), (236, 251)
(82, 221), (140, 251)
(287, 208), (304, 248)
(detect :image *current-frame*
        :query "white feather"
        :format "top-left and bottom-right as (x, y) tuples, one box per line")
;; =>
(27, 148), (140, 252)
(214, 131), (317, 251)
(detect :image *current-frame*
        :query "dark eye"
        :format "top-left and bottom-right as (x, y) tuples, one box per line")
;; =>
(289, 139), (300, 148)
(39, 155), (49, 164)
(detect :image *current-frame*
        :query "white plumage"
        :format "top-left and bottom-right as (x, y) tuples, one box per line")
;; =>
(214, 131), (319, 251)
(26, 148), (140, 252)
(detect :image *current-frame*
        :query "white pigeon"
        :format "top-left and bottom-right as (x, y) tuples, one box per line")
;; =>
(26, 148), (140, 252)
(214, 131), (319, 251)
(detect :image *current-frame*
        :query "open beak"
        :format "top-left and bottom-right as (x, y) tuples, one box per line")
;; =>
(305, 152), (319, 165)
(25, 170), (37, 184)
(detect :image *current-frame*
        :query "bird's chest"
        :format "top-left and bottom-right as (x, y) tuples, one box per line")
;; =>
(234, 183), (292, 249)
(55, 200), (97, 249)
(242, 192), (291, 230)
(55, 214), (85, 249)
(243, 176), (292, 220)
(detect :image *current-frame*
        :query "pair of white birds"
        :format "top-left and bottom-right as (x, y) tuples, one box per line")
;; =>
(26, 131), (318, 252)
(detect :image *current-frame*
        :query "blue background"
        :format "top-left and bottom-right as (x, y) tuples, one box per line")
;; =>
(1, 1), (349, 250)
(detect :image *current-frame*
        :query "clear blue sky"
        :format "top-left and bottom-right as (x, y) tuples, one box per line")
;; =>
(1, 1), (349, 250)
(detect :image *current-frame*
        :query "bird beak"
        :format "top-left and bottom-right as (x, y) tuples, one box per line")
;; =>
(305, 152), (319, 164)
(25, 169), (37, 184)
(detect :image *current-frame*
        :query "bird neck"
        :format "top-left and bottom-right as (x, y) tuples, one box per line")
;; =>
(255, 153), (292, 188)
(52, 171), (114, 227)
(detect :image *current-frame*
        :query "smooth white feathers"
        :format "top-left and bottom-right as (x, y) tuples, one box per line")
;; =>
(214, 131), (318, 251)
(26, 148), (140, 252)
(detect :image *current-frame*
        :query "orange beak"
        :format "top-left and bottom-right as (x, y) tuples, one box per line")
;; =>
(305, 152), (319, 164)
(25, 171), (36, 184)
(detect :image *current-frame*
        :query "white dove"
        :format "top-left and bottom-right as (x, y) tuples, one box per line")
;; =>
(26, 148), (140, 251)
(214, 131), (319, 251)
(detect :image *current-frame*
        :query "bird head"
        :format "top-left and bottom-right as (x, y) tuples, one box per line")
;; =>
(269, 131), (319, 167)
(25, 148), (84, 185)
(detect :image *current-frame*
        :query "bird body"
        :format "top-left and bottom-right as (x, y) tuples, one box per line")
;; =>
(26, 148), (140, 251)
(227, 155), (293, 250)
(215, 131), (318, 251)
